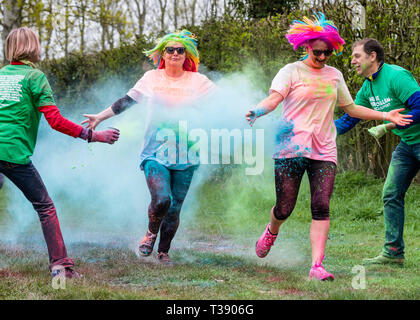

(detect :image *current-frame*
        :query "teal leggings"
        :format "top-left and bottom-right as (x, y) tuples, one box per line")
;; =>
(143, 160), (196, 253)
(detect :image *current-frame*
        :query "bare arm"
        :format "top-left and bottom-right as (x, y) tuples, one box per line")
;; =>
(245, 91), (284, 126)
(82, 106), (115, 130)
(82, 95), (136, 130)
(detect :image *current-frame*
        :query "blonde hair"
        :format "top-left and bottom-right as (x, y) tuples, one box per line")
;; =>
(5, 27), (41, 63)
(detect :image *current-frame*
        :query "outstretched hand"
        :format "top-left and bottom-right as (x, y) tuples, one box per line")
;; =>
(90, 128), (120, 144)
(82, 114), (101, 130)
(245, 110), (257, 127)
(388, 108), (412, 126)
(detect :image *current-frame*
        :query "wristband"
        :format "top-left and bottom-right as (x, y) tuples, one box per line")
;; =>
(382, 112), (388, 121)
(249, 106), (269, 120)
(87, 129), (93, 142)
(79, 127), (92, 141)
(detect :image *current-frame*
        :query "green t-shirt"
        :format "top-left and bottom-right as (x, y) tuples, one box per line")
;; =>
(354, 63), (420, 145)
(0, 64), (55, 164)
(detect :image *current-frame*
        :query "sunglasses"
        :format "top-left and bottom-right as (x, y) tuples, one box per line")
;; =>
(165, 47), (186, 54)
(311, 49), (334, 57)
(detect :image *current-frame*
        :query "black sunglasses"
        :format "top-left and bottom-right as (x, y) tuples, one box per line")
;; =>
(312, 49), (333, 57)
(165, 47), (186, 54)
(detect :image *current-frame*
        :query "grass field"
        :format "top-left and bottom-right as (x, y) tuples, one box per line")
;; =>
(0, 166), (419, 300)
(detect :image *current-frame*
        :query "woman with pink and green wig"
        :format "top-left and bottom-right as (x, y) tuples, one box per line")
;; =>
(83, 30), (215, 266)
(245, 12), (411, 281)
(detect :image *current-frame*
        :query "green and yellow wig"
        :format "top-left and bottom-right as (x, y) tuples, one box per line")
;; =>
(144, 30), (199, 72)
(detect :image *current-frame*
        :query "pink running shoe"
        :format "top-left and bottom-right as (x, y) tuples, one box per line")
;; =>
(255, 224), (278, 258)
(309, 260), (335, 281)
(139, 230), (157, 257)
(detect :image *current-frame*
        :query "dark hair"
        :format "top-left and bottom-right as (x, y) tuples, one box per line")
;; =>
(352, 38), (384, 63)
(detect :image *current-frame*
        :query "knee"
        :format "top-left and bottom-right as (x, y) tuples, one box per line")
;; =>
(33, 199), (56, 220)
(273, 204), (292, 221)
(150, 195), (172, 214)
(169, 197), (184, 213)
(382, 180), (395, 195)
(382, 183), (403, 205)
(165, 200), (183, 220)
(311, 200), (330, 220)
(311, 208), (330, 221)
(164, 211), (180, 225)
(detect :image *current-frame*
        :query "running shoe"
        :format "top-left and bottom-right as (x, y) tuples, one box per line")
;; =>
(157, 252), (173, 266)
(255, 224), (278, 258)
(362, 254), (404, 265)
(139, 230), (157, 256)
(51, 266), (83, 279)
(309, 262), (334, 281)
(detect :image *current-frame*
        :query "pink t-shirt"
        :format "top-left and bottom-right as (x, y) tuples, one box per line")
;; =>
(270, 61), (354, 164)
(127, 69), (215, 107)
(126, 69), (215, 169)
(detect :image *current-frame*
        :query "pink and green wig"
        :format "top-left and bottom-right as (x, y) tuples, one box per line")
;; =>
(144, 30), (199, 72)
(285, 12), (345, 57)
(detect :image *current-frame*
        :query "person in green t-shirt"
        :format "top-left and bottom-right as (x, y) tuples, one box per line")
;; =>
(335, 38), (420, 265)
(0, 27), (120, 279)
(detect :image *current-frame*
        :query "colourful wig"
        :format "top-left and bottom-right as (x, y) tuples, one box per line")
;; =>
(285, 12), (345, 57)
(144, 30), (199, 72)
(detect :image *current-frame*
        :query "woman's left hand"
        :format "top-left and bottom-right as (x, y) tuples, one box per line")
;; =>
(387, 108), (413, 126)
(82, 114), (101, 130)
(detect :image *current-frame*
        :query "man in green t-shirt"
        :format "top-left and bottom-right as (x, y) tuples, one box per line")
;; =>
(335, 38), (420, 265)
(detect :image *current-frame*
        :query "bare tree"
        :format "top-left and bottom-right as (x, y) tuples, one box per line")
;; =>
(92, 0), (129, 50)
(55, 0), (73, 57)
(40, 0), (54, 60)
(0, 0), (25, 61)
(125, 0), (147, 36)
(182, 0), (198, 26)
(157, 0), (168, 33)
(210, 0), (218, 19)
(199, 0), (222, 22)
(174, 0), (179, 29)
(73, 0), (90, 54)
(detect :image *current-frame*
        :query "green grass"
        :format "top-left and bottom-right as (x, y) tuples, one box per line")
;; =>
(0, 166), (419, 300)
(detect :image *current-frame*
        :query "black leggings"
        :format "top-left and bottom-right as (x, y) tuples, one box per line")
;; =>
(273, 158), (336, 221)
